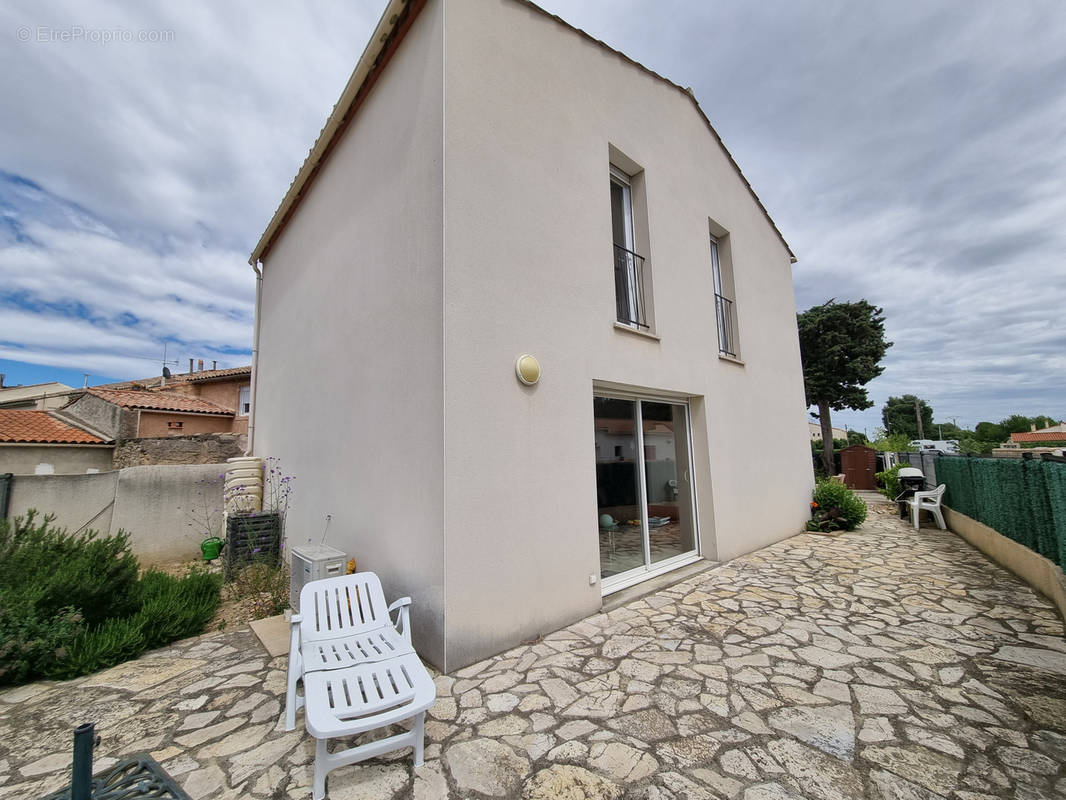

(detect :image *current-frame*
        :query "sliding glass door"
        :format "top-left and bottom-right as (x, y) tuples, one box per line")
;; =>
(594, 394), (698, 590)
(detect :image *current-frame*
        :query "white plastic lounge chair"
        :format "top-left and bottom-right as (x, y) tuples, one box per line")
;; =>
(305, 652), (436, 800)
(907, 483), (947, 530)
(285, 572), (415, 731)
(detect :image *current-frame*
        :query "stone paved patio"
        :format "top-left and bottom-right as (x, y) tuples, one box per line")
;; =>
(2, 496), (1065, 799)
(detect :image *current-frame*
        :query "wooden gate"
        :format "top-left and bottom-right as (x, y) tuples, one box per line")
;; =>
(840, 445), (877, 490)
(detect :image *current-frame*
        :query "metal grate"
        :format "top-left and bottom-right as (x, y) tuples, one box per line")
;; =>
(714, 293), (736, 357)
(614, 244), (648, 329)
(41, 754), (191, 800)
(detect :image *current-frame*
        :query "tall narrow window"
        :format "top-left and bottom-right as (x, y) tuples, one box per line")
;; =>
(610, 168), (647, 328)
(710, 233), (736, 357)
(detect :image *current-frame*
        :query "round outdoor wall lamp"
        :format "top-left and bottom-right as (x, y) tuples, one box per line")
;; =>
(515, 354), (541, 386)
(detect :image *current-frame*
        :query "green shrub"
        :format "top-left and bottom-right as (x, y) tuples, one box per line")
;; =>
(135, 569), (223, 650)
(876, 465), (902, 499)
(50, 616), (145, 680)
(47, 570), (222, 679)
(0, 604), (84, 686)
(808, 479), (868, 532)
(0, 511), (222, 686)
(0, 510), (140, 626)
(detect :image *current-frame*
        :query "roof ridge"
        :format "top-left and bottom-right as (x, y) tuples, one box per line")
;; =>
(248, 0), (795, 265)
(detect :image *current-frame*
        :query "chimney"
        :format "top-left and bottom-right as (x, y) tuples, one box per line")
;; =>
(189, 358), (194, 374)
(198, 359), (204, 372)
(212, 360), (217, 370)
(0, 373), (5, 388)
(1031, 423), (1037, 432)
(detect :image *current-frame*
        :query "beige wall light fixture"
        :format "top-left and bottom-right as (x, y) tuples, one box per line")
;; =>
(515, 354), (541, 386)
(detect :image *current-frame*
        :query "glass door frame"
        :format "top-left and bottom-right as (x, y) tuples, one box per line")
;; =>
(595, 389), (702, 596)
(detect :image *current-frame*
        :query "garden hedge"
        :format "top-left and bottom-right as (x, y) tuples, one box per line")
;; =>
(936, 456), (1066, 567)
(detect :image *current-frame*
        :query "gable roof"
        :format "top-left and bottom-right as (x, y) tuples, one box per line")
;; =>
(181, 366), (253, 383)
(0, 410), (107, 444)
(1010, 431), (1066, 443)
(248, 0), (795, 266)
(85, 388), (234, 416)
(97, 365), (251, 391)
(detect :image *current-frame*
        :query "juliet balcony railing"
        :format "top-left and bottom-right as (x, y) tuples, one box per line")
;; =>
(715, 293), (736, 357)
(614, 244), (648, 329)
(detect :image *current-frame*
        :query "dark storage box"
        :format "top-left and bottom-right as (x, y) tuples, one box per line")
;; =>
(225, 512), (282, 575)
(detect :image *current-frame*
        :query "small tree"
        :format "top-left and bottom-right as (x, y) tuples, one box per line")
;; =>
(882, 395), (933, 440)
(871, 430), (912, 453)
(798, 300), (891, 476)
(846, 430), (868, 446)
(974, 421), (1006, 443)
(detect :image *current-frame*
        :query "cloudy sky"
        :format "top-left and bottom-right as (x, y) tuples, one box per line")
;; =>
(2, 0), (1064, 435)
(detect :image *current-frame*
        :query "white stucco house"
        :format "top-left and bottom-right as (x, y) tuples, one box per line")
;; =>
(247, 0), (814, 671)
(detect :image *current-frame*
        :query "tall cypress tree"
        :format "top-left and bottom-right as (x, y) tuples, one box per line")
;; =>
(797, 300), (891, 475)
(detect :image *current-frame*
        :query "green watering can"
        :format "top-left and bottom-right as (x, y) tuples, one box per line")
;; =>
(200, 537), (224, 561)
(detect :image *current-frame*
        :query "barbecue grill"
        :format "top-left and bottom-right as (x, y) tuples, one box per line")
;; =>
(895, 467), (926, 518)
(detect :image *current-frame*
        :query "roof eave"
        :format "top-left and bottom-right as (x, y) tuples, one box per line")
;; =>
(248, 0), (796, 268)
(249, 0), (417, 266)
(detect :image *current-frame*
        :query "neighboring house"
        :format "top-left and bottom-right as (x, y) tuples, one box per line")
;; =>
(0, 381), (76, 410)
(97, 364), (252, 435)
(247, 0), (813, 670)
(808, 422), (849, 441)
(1010, 430), (1066, 446)
(0, 409), (113, 474)
(58, 388), (236, 440)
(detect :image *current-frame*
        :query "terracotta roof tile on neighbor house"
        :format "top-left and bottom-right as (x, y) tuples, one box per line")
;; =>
(1010, 431), (1066, 443)
(85, 388), (234, 415)
(0, 410), (106, 444)
(181, 366), (252, 383)
(96, 365), (251, 391)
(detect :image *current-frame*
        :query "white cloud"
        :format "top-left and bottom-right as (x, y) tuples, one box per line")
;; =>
(2, 0), (1065, 428)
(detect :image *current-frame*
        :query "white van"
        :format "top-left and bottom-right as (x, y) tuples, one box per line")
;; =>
(909, 439), (960, 454)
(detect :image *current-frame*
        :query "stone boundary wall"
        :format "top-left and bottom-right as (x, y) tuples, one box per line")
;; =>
(944, 505), (1066, 622)
(6, 463), (226, 565)
(112, 432), (247, 469)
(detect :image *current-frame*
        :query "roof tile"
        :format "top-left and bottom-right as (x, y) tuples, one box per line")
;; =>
(0, 410), (106, 444)
(1010, 431), (1066, 443)
(85, 388), (234, 415)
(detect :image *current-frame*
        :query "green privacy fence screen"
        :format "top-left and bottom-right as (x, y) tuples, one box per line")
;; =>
(935, 456), (1066, 568)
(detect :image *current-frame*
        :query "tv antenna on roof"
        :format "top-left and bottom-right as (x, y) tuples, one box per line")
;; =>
(160, 342), (179, 386)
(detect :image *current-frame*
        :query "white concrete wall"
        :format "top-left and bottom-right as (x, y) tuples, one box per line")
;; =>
(253, 0), (447, 665)
(0, 444), (113, 475)
(5, 464), (224, 564)
(440, 0), (813, 667)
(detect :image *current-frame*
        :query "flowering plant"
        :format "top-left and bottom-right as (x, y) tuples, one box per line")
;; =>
(262, 456), (294, 518)
(806, 479), (867, 532)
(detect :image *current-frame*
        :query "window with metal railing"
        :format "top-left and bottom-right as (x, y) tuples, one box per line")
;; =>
(714, 292), (735, 357)
(610, 166), (649, 329)
(710, 232), (737, 356)
(614, 244), (647, 328)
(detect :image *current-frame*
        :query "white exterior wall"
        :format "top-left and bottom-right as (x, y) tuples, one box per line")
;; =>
(253, 0), (813, 671)
(441, 0), (813, 667)
(254, 1), (447, 665)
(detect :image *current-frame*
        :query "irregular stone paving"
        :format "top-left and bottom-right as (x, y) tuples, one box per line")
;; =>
(2, 495), (1065, 799)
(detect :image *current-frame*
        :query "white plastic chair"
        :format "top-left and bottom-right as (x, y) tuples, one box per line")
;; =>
(285, 572), (415, 731)
(907, 483), (946, 530)
(305, 652), (436, 800)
